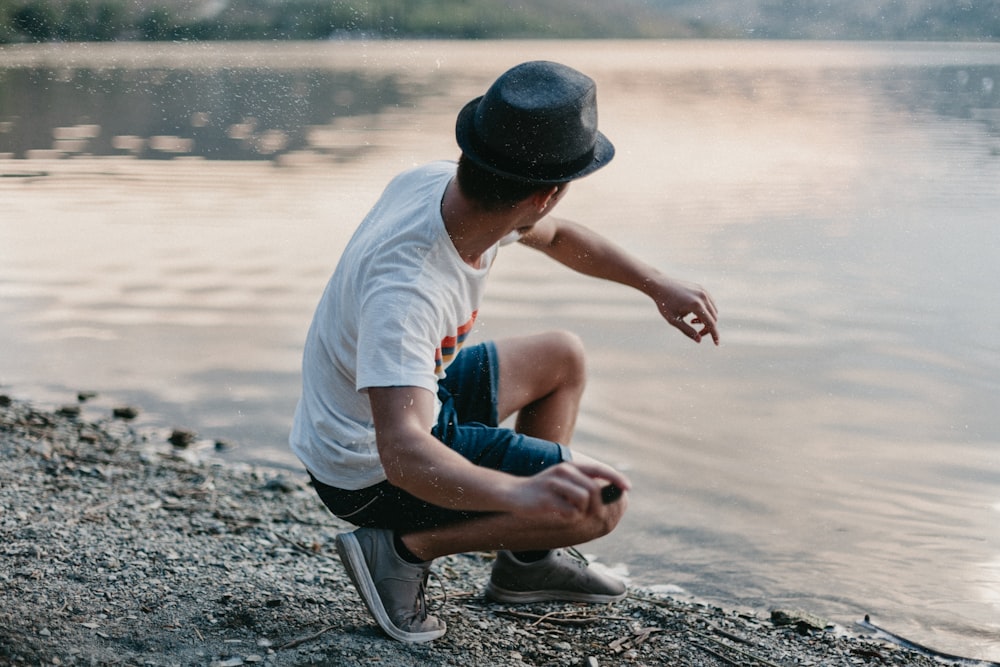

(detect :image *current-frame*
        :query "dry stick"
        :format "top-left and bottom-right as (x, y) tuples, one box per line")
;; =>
(497, 609), (634, 627)
(609, 626), (663, 654)
(279, 624), (338, 650)
(632, 626), (662, 645)
(692, 640), (742, 667)
(273, 532), (322, 557)
(273, 532), (342, 564)
(608, 635), (629, 653)
(691, 629), (783, 667)
(497, 609), (602, 627)
(708, 621), (756, 646)
(528, 610), (597, 628)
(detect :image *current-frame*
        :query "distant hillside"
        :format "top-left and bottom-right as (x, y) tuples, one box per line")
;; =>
(1, 0), (998, 43)
(653, 0), (1000, 41)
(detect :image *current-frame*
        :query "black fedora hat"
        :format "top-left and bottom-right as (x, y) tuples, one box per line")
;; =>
(455, 61), (614, 184)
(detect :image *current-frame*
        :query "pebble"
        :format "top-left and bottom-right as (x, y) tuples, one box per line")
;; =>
(263, 476), (298, 493)
(112, 406), (139, 419)
(215, 439), (235, 452)
(168, 428), (196, 448)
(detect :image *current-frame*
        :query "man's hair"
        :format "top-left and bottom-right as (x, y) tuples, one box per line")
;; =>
(456, 154), (564, 211)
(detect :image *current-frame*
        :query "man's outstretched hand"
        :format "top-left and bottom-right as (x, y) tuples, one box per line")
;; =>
(650, 276), (719, 345)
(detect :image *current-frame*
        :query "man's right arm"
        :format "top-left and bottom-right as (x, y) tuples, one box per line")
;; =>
(368, 385), (625, 519)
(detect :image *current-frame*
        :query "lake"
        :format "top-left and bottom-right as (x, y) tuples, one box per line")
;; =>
(2, 39), (999, 661)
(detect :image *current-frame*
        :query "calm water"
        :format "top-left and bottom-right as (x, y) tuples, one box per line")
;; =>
(2, 40), (999, 661)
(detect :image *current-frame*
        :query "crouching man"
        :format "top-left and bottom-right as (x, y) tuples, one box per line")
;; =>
(290, 60), (719, 642)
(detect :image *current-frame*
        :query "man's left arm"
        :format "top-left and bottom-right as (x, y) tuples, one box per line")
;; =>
(519, 216), (719, 345)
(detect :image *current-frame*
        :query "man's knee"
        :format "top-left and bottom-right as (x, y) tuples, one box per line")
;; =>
(543, 329), (587, 387)
(574, 492), (628, 542)
(599, 492), (628, 536)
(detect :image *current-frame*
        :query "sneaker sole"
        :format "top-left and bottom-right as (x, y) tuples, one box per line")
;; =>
(484, 581), (627, 604)
(335, 532), (446, 643)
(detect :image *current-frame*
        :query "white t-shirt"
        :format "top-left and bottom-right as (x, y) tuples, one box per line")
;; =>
(290, 161), (502, 489)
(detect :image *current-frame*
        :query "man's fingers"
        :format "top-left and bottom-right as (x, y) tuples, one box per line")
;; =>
(703, 294), (719, 319)
(695, 308), (720, 345)
(688, 305), (720, 346)
(670, 316), (702, 342)
(706, 324), (720, 346)
(538, 464), (597, 514)
(569, 460), (631, 493)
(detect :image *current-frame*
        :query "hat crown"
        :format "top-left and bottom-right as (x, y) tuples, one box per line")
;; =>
(475, 61), (598, 168)
(456, 61), (613, 183)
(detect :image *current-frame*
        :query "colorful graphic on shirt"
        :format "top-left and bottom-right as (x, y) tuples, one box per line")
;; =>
(435, 311), (478, 375)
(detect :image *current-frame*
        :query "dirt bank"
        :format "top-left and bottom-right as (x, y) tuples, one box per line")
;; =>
(0, 395), (948, 666)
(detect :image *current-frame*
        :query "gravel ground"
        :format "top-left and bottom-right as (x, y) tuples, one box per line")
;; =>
(0, 395), (961, 666)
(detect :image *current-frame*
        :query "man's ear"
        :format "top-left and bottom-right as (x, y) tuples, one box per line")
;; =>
(532, 186), (561, 212)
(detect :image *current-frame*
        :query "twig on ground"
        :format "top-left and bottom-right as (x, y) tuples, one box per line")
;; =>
(496, 608), (633, 628)
(273, 532), (330, 559)
(691, 629), (783, 667)
(708, 620), (756, 646)
(691, 640), (742, 666)
(278, 624), (338, 650)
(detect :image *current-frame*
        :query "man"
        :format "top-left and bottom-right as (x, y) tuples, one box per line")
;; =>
(290, 61), (719, 643)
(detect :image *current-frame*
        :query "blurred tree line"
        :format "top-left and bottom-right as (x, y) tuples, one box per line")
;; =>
(751, 0), (1000, 40)
(1, 0), (997, 43)
(0, 0), (683, 43)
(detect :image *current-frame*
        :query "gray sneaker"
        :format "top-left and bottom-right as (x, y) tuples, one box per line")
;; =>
(335, 527), (446, 643)
(485, 548), (627, 604)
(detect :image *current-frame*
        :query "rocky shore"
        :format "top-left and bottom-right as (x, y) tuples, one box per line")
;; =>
(0, 395), (957, 666)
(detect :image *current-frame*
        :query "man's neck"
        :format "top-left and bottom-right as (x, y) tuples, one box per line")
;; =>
(441, 178), (522, 268)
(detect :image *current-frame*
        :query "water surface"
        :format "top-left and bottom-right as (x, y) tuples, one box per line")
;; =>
(2, 40), (999, 661)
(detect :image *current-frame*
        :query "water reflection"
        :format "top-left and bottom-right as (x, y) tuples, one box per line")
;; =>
(0, 65), (405, 160)
(923, 66), (999, 123)
(2, 42), (999, 162)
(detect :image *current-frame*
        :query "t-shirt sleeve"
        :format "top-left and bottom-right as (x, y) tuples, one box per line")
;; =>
(355, 286), (440, 395)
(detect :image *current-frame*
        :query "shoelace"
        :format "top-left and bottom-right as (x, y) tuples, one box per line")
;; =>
(563, 546), (591, 568)
(414, 568), (447, 620)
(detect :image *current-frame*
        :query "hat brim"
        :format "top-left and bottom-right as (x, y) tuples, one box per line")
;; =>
(455, 96), (615, 185)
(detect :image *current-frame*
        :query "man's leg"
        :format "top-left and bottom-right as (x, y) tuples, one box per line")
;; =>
(333, 331), (625, 642)
(495, 330), (587, 444)
(398, 475), (628, 605)
(399, 486), (626, 559)
(402, 328), (625, 559)
(337, 491), (627, 642)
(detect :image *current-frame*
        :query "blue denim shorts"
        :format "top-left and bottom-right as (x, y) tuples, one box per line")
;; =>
(311, 341), (572, 531)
